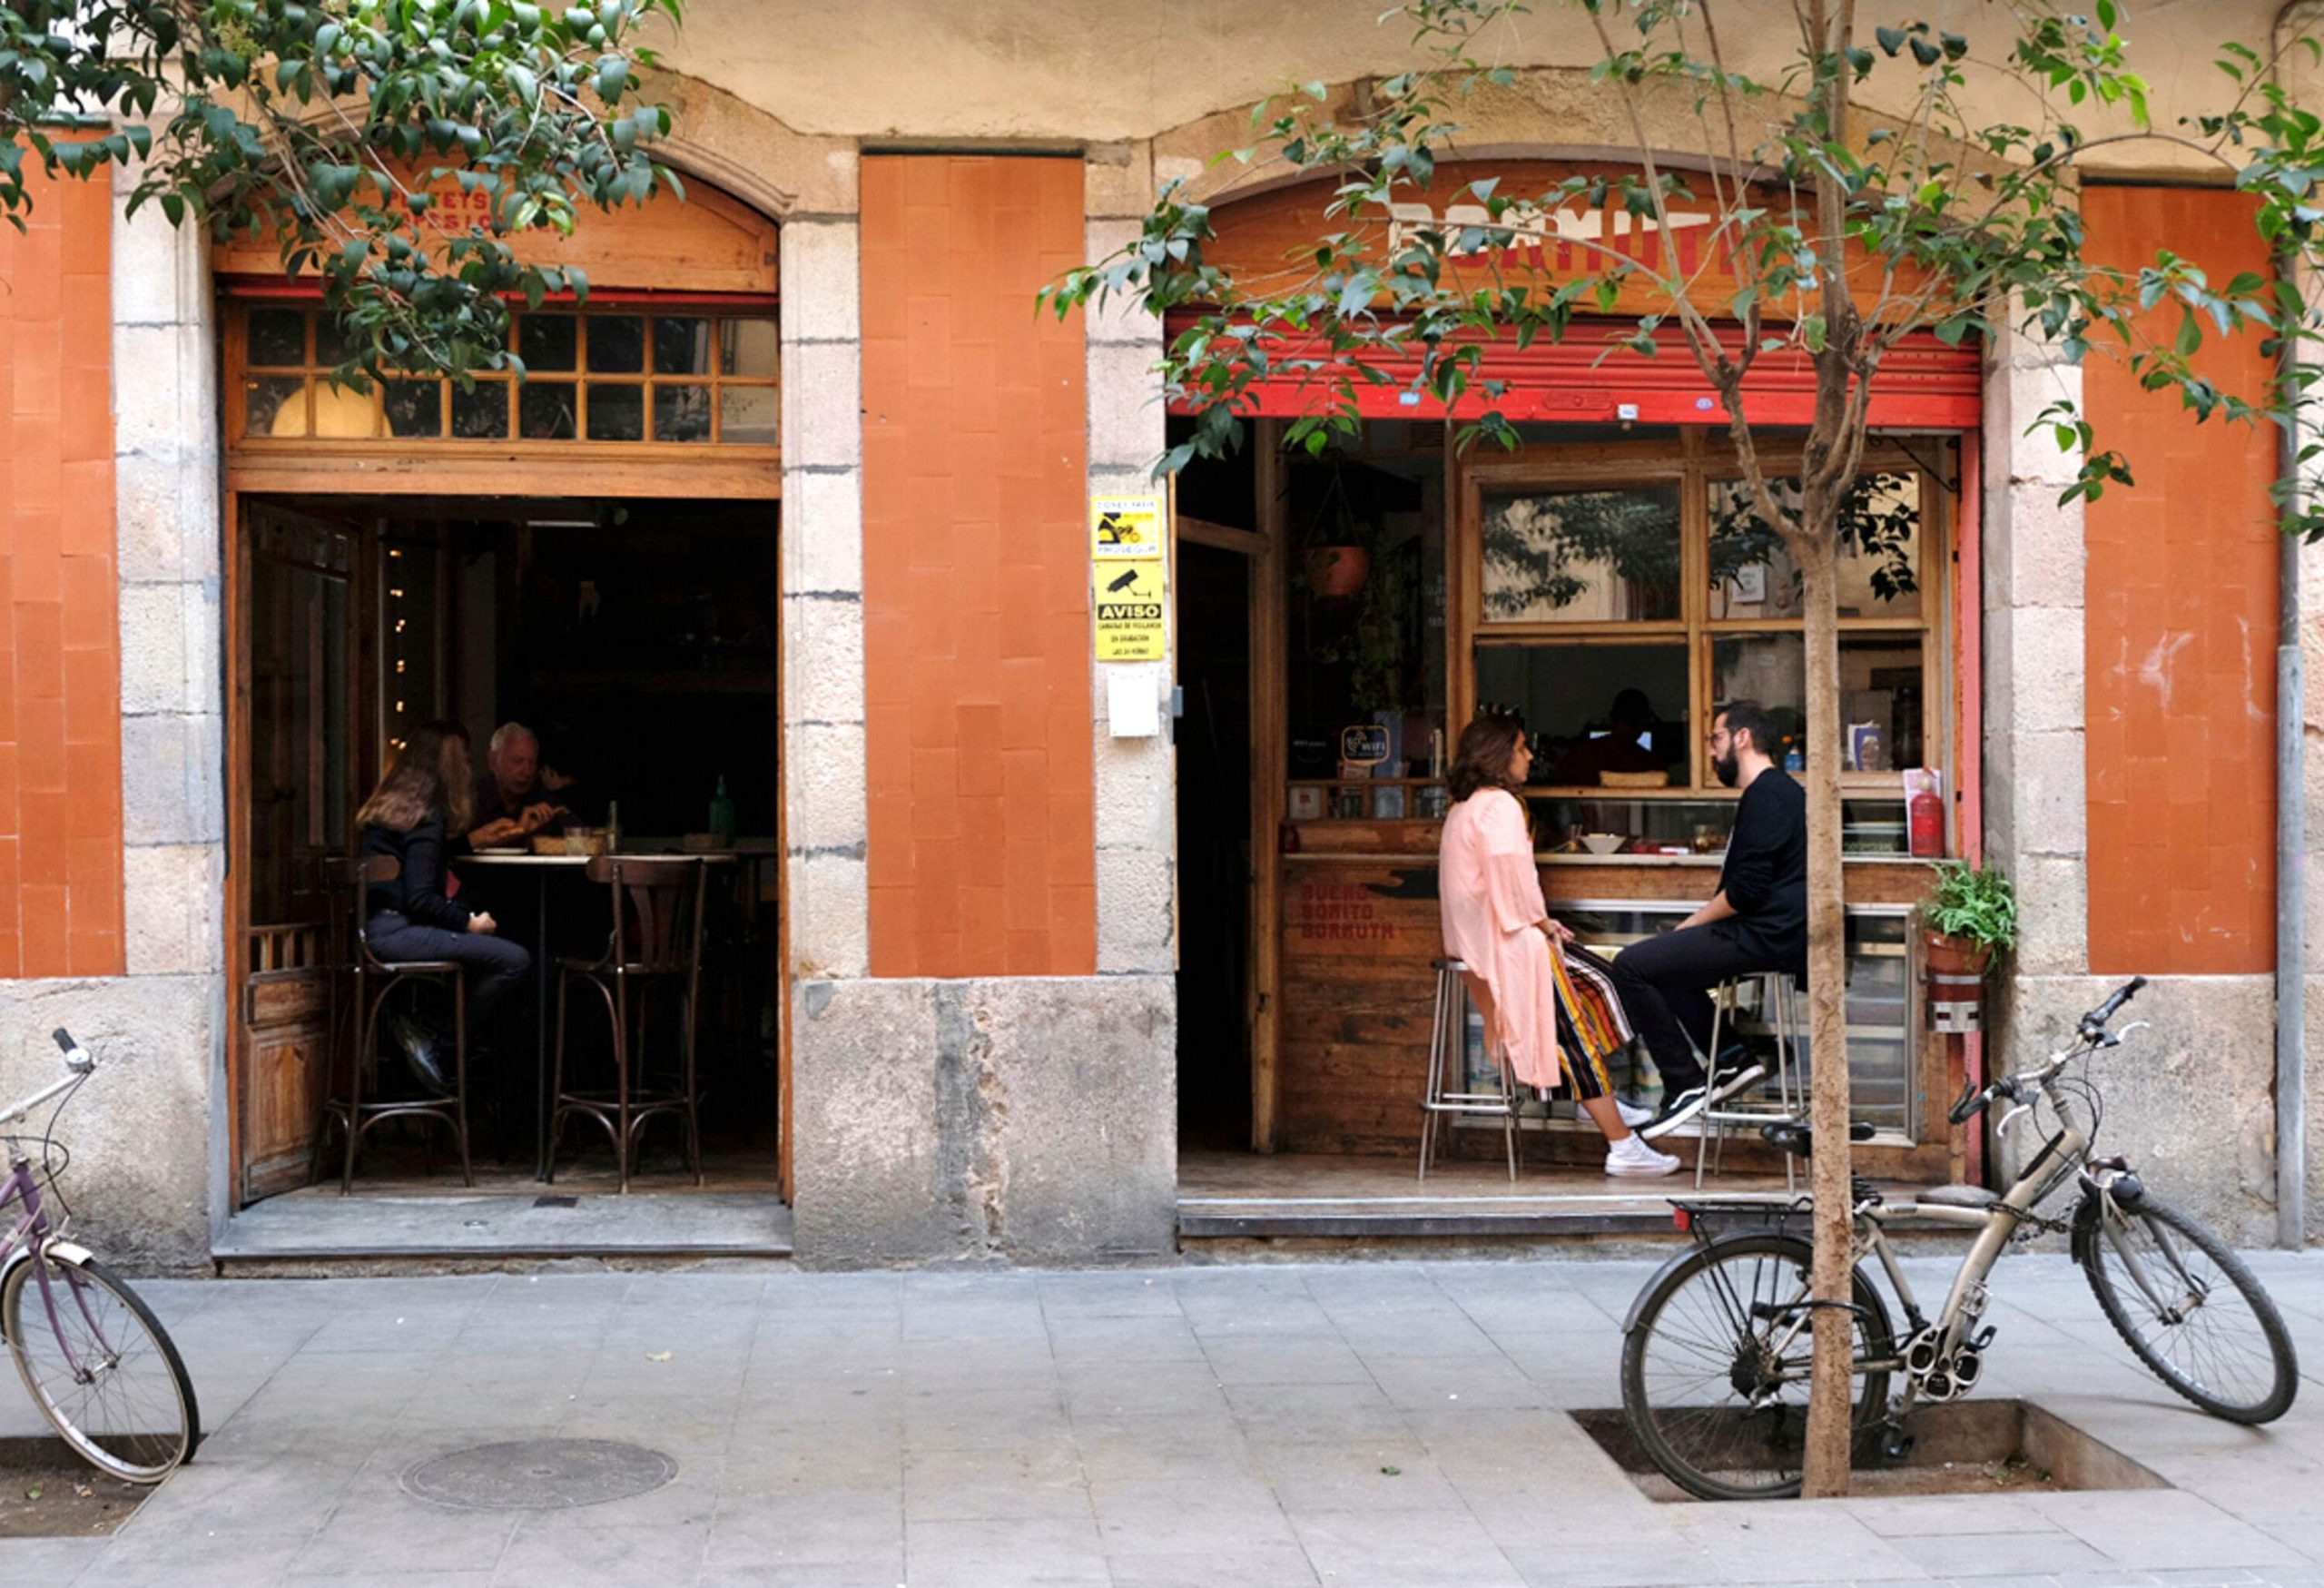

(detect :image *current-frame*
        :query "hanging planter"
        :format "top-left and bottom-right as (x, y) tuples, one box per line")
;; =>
(1305, 545), (1371, 598)
(1920, 860), (2015, 1034)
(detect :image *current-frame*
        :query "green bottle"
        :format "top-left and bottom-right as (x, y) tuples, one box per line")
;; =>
(708, 776), (736, 846)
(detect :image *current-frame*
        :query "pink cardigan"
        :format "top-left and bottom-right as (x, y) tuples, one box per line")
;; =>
(1437, 787), (1560, 1090)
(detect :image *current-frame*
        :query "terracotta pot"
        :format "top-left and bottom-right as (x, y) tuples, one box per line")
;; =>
(1306, 546), (1370, 597)
(1923, 930), (1993, 979)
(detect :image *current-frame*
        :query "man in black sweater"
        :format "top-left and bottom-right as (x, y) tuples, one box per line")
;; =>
(1610, 699), (1805, 1138)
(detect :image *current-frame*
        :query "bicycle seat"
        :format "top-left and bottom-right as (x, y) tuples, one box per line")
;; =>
(1759, 1119), (1877, 1157)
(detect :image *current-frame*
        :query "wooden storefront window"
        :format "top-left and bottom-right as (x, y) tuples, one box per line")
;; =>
(231, 303), (780, 449)
(1451, 432), (1955, 836)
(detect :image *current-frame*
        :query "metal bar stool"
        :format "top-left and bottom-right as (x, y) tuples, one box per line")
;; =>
(1418, 958), (1521, 1183)
(312, 855), (474, 1194)
(1695, 971), (1803, 1192)
(547, 855), (707, 1192)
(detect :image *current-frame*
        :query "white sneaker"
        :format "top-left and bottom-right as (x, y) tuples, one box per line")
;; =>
(1610, 1095), (1657, 1129)
(1604, 1134), (1682, 1178)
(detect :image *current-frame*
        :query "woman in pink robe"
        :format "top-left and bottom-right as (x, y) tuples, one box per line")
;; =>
(1438, 713), (1677, 1177)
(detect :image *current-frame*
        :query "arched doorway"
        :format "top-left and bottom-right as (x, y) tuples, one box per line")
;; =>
(218, 173), (792, 1253)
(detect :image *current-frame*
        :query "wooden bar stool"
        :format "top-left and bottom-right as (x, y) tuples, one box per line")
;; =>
(312, 855), (474, 1194)
(1418, 957), (1521, 1183)
(547, 855), (707, 1192)
(1695, 970), (1804, 1192)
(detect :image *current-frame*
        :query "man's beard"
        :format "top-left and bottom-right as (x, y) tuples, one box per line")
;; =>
(1712, 751), (1740, 788)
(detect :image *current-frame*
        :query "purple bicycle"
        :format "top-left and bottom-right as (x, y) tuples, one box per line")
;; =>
(0, 1030), (198, 1483)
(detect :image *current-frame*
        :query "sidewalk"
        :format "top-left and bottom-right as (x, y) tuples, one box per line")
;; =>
(5, 1250), (2324, 1587)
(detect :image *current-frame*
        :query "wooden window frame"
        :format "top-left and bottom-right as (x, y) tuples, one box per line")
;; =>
(1449, 429), (1955, 815)
(223, 301), (783, 501)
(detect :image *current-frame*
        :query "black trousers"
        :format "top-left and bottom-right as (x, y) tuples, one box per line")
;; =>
(1609, 922), (1797, 1096)
(366, 913), (532, 1026)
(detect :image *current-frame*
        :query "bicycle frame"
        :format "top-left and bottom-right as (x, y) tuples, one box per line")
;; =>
(0, 1063), (113, 1382)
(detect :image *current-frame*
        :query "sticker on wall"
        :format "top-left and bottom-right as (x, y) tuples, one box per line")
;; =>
(1091, 494), (1165, 560)
(1093, 558), (1167, 662)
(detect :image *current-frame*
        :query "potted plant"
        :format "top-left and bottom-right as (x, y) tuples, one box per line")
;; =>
(1922, 859), (2017, 976)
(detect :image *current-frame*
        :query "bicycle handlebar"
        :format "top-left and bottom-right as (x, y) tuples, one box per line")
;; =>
(1948, 976), (2150, 1127)
(2081, 976), (2146, 1035)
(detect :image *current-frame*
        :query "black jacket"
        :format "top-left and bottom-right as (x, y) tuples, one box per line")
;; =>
(362, 814), (472, 932)
(1718, 769), (1807, 967)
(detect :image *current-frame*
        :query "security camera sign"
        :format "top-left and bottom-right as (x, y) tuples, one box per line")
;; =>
(1091, 494), (1167, 661)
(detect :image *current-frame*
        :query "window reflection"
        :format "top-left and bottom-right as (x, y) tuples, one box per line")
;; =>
(1482, 485), (1682, 622)
(1709, 473), (1923, 619)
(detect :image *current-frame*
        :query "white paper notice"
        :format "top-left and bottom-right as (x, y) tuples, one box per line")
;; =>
(1107, 667), (1159, 738)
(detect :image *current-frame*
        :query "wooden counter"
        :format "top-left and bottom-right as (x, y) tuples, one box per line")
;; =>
(1274, 853), (1962, 1182)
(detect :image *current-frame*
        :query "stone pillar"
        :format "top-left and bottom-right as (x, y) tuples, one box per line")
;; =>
(778, 168), (872, 983)
(784, 147), (1178, 1267)
(1986, 326), (2277, 1241)
(0, 160), (225, 1271)
(1085, 142), (1177, 975)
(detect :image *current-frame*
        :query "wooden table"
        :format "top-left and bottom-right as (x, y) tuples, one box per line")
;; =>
(454, 850), (736, 1179)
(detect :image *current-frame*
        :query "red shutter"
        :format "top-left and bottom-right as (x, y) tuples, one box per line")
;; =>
(1159, 315), (1980, 429)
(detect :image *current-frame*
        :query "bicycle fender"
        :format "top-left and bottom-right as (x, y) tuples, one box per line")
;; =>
(0, 1240), (93, 1340)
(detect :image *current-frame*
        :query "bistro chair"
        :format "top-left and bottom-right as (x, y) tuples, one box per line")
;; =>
(547, 855), (707, 1192)
(312, 854), (474, 1194)
(1694, 970), (1805, 1193)
(1418, 957), (1522, 1184)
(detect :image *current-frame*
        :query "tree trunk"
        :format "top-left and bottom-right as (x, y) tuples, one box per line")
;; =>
(1794, 524), (1857, 1498)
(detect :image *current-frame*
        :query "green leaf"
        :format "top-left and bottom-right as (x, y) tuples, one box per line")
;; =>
(1801, 313), (1827, 352)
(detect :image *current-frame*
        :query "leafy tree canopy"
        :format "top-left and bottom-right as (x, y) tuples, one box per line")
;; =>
(1, 0), (686, 387)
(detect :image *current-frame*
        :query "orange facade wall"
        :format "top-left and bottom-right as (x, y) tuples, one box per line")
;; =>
(2082, 187), (2276, 973)
(860, 155), (1095, 977)
(0, 170), (123, 979)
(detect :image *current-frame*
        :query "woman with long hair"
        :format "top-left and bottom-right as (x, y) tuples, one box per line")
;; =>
(1438, 712), (1677, 1177)
(356, 720), (529, 1093)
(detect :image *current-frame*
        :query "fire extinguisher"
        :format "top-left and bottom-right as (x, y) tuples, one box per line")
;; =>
(1907, 771), (1944, 858)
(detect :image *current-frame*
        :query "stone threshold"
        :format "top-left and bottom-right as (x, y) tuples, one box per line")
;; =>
(212, 1190), (794, 1269)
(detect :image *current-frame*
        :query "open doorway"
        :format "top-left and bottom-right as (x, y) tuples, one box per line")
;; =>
(1175, 541), (1253, 1150)
(230, 496), (785, 1247)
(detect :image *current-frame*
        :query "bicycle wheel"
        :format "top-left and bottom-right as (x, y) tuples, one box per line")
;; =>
(2, 1248), (200, 1483)
(1621, 1231), (1894, 1501)
(2077, 1192), (2298, 1425)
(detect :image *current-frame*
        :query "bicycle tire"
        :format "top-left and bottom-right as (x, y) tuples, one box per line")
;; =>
(3, 1248), (201, 1483)
(2077, 1192), (2298, 1425)
(1621, 1230), (1893, 1502)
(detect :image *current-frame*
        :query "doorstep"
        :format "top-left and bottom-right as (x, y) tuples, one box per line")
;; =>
(213, 1190), (794, 1271)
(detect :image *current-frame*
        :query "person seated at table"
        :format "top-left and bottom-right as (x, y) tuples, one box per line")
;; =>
(467, 722), (579, 849)
(1439, 710), (1678, 1179)
(357, 721), (530, 1095)
(1613, 699), (1794, 1138)
(1546, 688), (1668, 785)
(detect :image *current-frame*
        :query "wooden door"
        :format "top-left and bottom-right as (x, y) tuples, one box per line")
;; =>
(236, 505), (363, 1204)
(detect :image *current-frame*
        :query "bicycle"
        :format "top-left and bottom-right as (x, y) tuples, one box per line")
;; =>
(1619, 977), (2299, 1502)
(0, 1029), (200, 1484)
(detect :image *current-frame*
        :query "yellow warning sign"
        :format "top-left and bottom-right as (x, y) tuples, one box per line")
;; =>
(1091, 494), (1165, 560)
(1093, 558), (1167, 661)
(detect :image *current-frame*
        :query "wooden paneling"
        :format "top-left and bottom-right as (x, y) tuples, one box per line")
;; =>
(860, 155), (1094, 977)
(212, 166), (779, 295)
(2081, 187), (2279, 973)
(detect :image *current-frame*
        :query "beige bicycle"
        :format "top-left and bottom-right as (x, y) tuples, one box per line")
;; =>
(1620, 978), (2299, 1501)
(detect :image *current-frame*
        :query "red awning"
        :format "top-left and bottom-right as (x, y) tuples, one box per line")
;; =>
(1159, 315), (1981, 429)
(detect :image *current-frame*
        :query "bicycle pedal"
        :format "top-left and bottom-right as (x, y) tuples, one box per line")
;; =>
(1970, 1325), (1996, 1349)
(1880, 1428), (1915, 1462)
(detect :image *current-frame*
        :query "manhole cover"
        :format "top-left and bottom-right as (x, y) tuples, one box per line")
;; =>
(401, 1439), (677, 1511)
